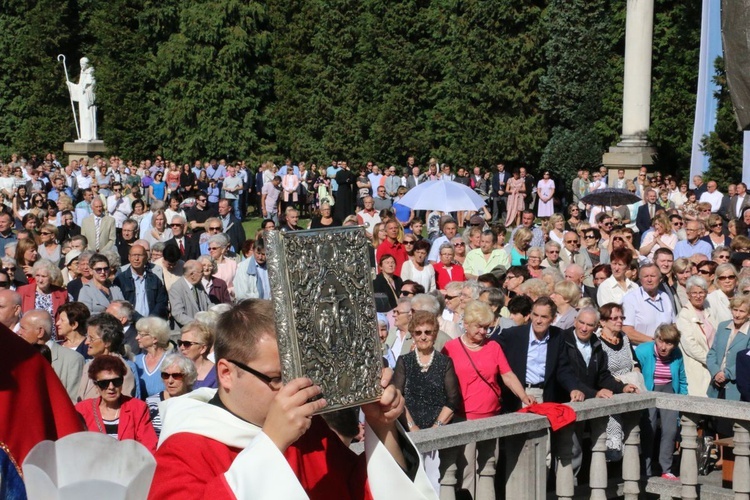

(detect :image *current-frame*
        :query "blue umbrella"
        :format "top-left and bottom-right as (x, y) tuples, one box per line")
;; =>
(396, 180), (487, 212)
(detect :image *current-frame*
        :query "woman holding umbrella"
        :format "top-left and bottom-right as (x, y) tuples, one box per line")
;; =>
(504, 169), (525, 228)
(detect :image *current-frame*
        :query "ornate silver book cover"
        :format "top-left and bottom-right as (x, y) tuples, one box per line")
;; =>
(265, 226), (383, 412)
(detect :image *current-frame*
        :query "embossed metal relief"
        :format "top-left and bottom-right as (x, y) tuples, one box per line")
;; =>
(266, 226), (383, 412)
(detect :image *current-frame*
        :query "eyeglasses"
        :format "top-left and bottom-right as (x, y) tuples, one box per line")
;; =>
(113, 188), (122, 192)
(208, 246), (221, 251)
(602, 222), (613, 227)
(711, 223), (722, 228)
(177, 340), (204, 348)
(40, 231), (52, 235)
(688, 291), (707, 297)
(169, 223), (183, 227)
(160, 372), (185, 381)
(393, 309), (411, 315)
(413, 329), (434, 336)
(94, 377), (124, 390)
(92, 267), (109, 274)
(585, 235), (595, 239)
(672, 222), (683, 227)
(34, 199), (43, 204)
(208, 226), (222, 231)
(197, 198), (207, 202)
(547, 250), (559, 254)
(607, 316), (625, 321)
(403, 241), (415, 246)
(565, 240), (580, 245)
(698, 269), (713, 275)
(445, 294), (459, 300)
(453, 242), (465, 246)
(718, 275), (736, 281)
(226, 359), (283, 389)
(400, 290), (415, 297)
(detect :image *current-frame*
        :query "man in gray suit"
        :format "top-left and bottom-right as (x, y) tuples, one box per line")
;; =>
(729, 182), (750, 221)
(81, 198), (116, 252)
(169, 260), (211, 328)
(18, 309), (84, 401)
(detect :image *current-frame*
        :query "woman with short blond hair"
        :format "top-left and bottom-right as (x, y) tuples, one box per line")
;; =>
(134, 316), (172, 398)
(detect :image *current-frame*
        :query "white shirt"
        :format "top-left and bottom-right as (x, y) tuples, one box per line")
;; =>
(575, 338), (592, 366)
(597, 275), (638, 306)
(737, 194), (747, 218)
(622, 287), (675, 338)
(699, 190), (723, 212)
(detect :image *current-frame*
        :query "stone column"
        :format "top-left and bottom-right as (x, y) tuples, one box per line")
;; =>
(602, 0), (657, 181)
(622, 413), (642, 500)
(620, 0), (655, 146)
(679, 414), (699, 500)
(589, 419), (609, 500)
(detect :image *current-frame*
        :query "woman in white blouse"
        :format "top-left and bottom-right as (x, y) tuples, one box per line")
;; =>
(676, 275), (717, 396)
(399, 239), (436, 293)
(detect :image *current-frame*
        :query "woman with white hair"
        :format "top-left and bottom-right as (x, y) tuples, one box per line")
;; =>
(134, 316), (172, 398)
(197, 255), (231, 304)
(551, 280), (581, 330)
(146, 352), (197, 436)
(676, 275), (718, 396)
(207, 233), (237, 297)
(17, 259), (68, 338)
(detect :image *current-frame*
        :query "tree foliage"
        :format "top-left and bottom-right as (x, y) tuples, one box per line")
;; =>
(0, 0), (740, 179)
(701, 57), (744, 186)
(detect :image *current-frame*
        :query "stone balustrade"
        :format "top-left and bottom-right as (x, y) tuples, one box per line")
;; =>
(351, 393), (750, 499)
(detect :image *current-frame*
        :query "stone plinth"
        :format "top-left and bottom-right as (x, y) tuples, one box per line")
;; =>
(63, 141), (106, 164)
(603, 144), (657, 187)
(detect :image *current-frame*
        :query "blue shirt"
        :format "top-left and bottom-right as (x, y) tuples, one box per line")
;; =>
(673, 239), (713, 260)
(326, 166), (341, 191)
(526, 326), (550, 385)
(134, 352), (166, 398)
(132, 273), (149, 317)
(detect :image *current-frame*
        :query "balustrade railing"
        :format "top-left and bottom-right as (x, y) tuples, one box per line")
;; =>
(352, 394), (750, 499)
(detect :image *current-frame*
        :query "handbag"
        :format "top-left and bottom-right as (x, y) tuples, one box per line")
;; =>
(459, 340), (501, 403)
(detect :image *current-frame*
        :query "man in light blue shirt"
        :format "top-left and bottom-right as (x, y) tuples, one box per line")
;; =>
(326, 161), (341, 193)
(673, 220), (713, 260)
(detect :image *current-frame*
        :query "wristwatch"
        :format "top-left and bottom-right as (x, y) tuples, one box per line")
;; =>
(434, 420), (444, 427)
(407, 421), (415, 429)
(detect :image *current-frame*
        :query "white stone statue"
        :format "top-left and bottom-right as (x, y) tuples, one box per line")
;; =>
(65, 57), (98, 142)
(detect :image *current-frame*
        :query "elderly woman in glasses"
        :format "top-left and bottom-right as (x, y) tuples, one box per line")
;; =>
(308, 202), (341, 229)
(433, 243), (465, 291)
(178, 320), (217, 389)
(134, 316), (172, 398)
(393, 311), (460, 492)
(79, 254), (125, 314)
(75, 354), (157, 453)
(706, 263), (738, 325)
(676, 275), (717, 397)
(639, 214), (677, 261)
(207, 233), (237, 297)
(37, 223), (61, 263)
(17, 259), (68, 336)
(197, 254), (231, 305)
(146, 352), (198, 436)
(451, 235), (467, 266)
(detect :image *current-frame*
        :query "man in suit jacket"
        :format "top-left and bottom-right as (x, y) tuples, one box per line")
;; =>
(81, 198), (116, 252)
(113, 244), (169, 320)
(495, 297), (582, 412)
(166, 215), (200, 261)
(169, 260), (211, 328)
(106, 300), (141, 356)
(729, 182), (750, 221)
(18, 309), (83, 401)
(405, 166), (423, 190)
(216, 200), (247, 255)
(491, 163), (511, 221)
(635, 189), (658, 235)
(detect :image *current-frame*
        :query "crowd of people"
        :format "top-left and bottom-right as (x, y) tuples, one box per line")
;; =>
(5, 151), (750, 497)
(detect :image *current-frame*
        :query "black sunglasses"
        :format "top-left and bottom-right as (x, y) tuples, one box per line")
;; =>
(94, 376), (124, 390)
(161, 372), (185, 381)
(177, 340), (203, 348)
(227, 359), (283, 388)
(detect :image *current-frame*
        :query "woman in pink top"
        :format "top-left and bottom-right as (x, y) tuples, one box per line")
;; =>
(442, 300), (534, 499)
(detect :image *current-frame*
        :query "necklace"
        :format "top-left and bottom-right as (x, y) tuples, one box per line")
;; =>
(415, 350), (435, 372)
(460, 334), (482, 350)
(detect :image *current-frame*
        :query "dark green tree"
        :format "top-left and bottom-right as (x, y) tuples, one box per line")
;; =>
(538, 0), (624, 188)
(0, 0), (78, 158)
(649, 0), (702, 179)
(701, 57), (744, 186)
(148, 0), (272, 161)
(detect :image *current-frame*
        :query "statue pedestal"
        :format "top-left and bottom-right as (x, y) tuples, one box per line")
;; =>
(602, 144), (657, 187)
(63, 141), (107, 165)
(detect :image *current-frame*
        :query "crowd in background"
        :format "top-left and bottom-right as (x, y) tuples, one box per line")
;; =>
(5, 150), (750, 496)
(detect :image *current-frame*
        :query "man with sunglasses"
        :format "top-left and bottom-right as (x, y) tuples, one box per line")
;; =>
(186, 191), (218, 236)
(166, 216), (199, 261)
(150, 299), (430, 500)
(106, 182), (132, 238)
